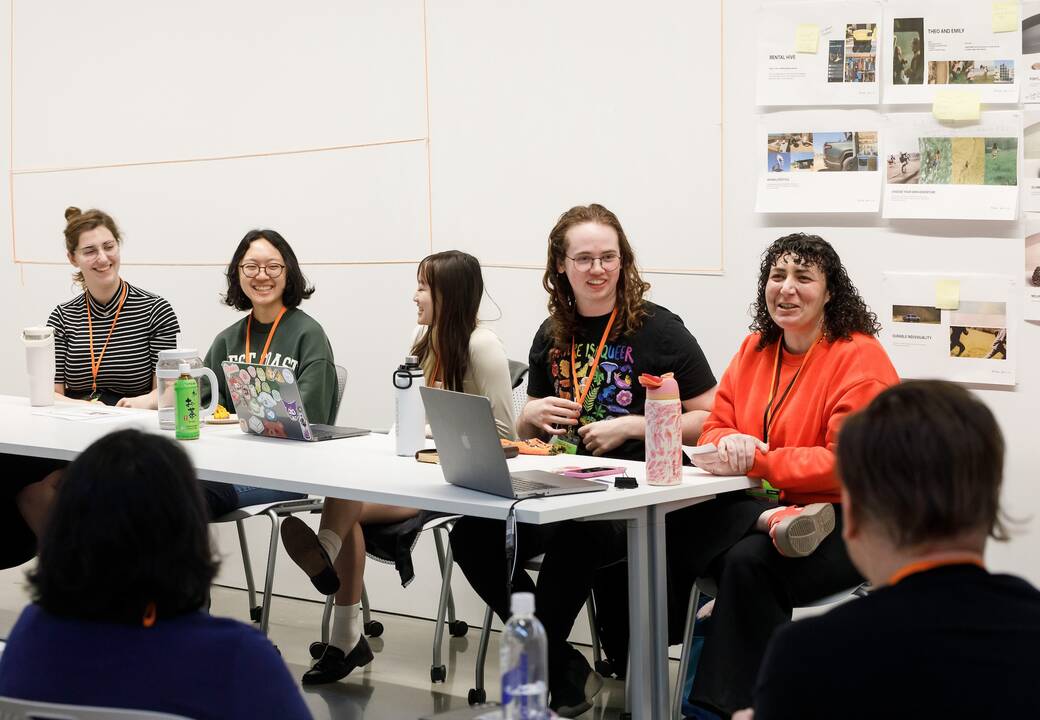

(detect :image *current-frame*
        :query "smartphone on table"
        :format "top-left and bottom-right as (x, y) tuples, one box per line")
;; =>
(556, 466), (626, 479)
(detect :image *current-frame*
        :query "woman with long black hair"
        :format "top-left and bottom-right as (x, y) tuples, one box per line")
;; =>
(280, 250), (515, 685)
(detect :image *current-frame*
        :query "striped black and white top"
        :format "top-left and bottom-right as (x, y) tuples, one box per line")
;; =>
(46, 281), (181, 402)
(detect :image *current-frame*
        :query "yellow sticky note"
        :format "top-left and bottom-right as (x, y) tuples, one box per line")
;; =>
(795, 24), (819, 53)
(932, 89), (981, 121)
(936, 279), (960, 310)
(992, 1), (1019, 33)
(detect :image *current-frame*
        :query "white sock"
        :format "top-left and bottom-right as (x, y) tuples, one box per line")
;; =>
(317, 529), (342, 563)
(331, 602), (362, 652)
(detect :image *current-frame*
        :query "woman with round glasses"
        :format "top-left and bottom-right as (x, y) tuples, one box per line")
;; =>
(451, 203), (717, 717)
(201, 229), (339, 516)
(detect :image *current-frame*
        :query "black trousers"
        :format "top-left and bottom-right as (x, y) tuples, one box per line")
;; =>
(0, 454), (67, 569)
(449, 516), (626, 691)
(667, 494), (862, 715)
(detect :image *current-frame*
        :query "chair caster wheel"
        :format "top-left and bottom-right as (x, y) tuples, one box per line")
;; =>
(449, 620), (469, 637)
(364, 620), (384, 638)
(431, 665), (446, 683)
(468, 688), (486, 705)
(309, 641), (328, 659)
(595, 659), (614, 677)
(249, 606), (263, 623)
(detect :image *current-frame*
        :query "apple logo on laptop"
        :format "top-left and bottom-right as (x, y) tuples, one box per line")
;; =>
(461, 434), (471, 450)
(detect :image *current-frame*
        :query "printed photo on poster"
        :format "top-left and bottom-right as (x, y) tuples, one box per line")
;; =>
(882, 272), (1017, 387)
(883, 2), (1020, 104)
(757, 110), (882, 213)
(948, 303), (1007, 359)
(757, 1), (882, 106)
(882, 112), (1020, 220)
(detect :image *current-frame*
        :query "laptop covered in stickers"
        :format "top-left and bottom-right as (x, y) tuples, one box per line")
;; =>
(220, 361), (369, 442)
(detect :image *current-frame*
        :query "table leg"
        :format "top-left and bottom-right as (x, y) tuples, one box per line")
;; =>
(626, 509), (652, 719)
(648, 505), (670, 718)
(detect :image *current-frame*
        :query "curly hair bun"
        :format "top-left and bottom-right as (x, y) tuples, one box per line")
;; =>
(64, 206), (82, 221)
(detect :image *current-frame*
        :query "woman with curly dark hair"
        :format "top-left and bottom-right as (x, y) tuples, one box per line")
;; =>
(668, 233), (898, 718)
(451, 204), (717, 716)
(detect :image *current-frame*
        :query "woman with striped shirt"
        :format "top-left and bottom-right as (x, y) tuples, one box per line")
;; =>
(48, 207), (180, 406)
(8, 207), (180, 540)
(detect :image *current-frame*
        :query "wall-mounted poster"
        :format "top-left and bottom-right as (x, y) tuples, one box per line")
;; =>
(882, 272), (1016, 387)
(755, 110), (882, 213)
(756, 1), (882, 106)
(1023, 2), (1040, 103)
(882, 111), (1020, 220)
(1023, 110), (1040, 211)
(1025, 218), (1040, 321)
(883, 1), (1020, 105)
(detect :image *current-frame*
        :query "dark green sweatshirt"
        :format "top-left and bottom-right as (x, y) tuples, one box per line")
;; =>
(204, 308), (338, 424)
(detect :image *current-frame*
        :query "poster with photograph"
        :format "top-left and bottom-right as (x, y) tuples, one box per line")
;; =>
(756, 1), (882, 106)
(882, 111), (1020, 220)
(756, 110), (882, 213)
(1023, 2), (1040, 103)
(882, 272), (1016, 387)
(1025, 217), (1040, 321)
(1023, 110), (1040, 211)
(883, 1), (1020, 105)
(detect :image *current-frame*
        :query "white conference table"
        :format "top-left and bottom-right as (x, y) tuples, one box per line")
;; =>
(0, 396), (754, 720)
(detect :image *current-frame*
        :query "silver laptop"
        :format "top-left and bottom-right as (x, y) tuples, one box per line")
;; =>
(420, 386), (606, 499)
(221, 361), (369, 442)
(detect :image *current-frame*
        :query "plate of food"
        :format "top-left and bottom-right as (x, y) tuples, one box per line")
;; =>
(205, 405), (239, 425)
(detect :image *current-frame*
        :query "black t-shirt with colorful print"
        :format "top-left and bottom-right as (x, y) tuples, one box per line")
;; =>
(527, 301), (716, 461)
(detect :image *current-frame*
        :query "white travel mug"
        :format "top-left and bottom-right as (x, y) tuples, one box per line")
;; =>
(23, 326), (55, 407)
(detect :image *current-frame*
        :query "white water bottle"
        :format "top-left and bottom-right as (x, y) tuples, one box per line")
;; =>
(500, 592), (548, 720)
(393, 355), (425, 456)
(22, 327), (55, 407)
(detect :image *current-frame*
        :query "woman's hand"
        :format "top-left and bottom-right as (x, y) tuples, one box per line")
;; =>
(717, 433), (768, 474)
(578, 416), (643, 456)
(521, 396), (581, 436)
(116, 394), (154, 410)
(692, 434), (768, 475)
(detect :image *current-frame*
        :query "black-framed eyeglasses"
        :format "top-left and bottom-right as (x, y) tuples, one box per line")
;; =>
(565, 253), (621, 272)
(239, 262), (285, 278)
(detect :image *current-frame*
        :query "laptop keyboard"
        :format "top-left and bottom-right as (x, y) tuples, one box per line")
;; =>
(511, 477), (555, 494)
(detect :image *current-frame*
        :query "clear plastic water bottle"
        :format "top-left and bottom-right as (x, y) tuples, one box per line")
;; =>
(501, 592), (548, 720)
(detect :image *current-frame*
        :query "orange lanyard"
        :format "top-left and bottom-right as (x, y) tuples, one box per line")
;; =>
(888, 554), (985, 586)
(568, 308), (618, 408)
(85, 282), (129, 397)
(761, 337), (820, 444)
(245, 307), (287, 365)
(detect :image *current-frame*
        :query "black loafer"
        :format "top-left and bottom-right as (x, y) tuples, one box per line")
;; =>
(550, 647), (604, 718)
(302, 636), (374, 685)
(280, 516), (340, 595)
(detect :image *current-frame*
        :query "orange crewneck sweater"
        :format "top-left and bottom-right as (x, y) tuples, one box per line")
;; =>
(699, 332), (898, 505)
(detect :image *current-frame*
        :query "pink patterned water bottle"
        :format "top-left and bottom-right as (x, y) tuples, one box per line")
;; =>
(639, 372), (682, 486)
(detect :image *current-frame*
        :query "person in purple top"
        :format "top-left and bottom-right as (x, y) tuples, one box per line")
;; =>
(0, 429), (312, 720)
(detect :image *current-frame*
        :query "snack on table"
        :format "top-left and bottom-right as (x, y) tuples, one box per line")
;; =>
(213, 404), (230, 420)
(501, 438), (565, 456)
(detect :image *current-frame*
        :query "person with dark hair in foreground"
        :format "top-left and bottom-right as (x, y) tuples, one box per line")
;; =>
(0, 430), (312, 720)
(736, 381), (1040, 720)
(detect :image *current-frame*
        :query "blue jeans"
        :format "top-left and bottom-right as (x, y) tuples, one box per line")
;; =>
(201, 480), (306, 518)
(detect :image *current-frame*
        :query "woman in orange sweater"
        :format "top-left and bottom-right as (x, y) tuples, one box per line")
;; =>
(671, 233), (899, 719)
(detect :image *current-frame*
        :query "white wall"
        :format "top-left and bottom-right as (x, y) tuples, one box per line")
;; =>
(0, 0), (1036, 644)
